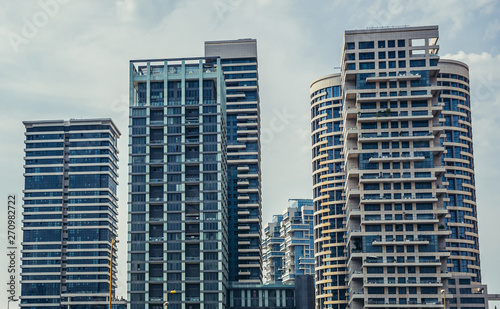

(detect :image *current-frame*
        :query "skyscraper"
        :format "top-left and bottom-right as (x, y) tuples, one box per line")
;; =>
(310, 74), (347, 308)
(21, 119), (121, 309)
(205, 39), (263, 284)
(262, 199), (315, 284)
(311, 26), (489, 309)
(128, 57), (228, 309)
(263, 214), (285, 284)
(438, 60), (481, 281)
(280, 199), (315, 284)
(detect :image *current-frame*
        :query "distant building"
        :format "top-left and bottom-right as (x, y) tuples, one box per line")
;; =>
(262, 199), (314, 284)
(263, 215), (284, 283)
(21, 119), (121, 308)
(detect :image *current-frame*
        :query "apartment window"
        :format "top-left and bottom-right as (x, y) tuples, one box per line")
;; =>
(359, 52), (375, 60)
(378, 41), (385, 48)
(398, 39), (405, 47)
(399, 61), (406, 68)
(388, 51), (396, 59)
(360, 62), (375, 70)
(379, 62), (386, 69)
(388, 40), (395, 47)
(378, 51), (386, 59)
(359, 41), (375, 49)
(410, 59), (426, 67)
(389, 61), (396, 68)
(346, 42), (355, 50)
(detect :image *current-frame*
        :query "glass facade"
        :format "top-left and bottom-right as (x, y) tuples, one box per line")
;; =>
(438, 60), (482, 284)
(128, 58), (228, 309)
(205, 39), (263, 284)
(21, 119), (121, 309)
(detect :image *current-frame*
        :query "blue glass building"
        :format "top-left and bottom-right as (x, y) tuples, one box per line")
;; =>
(205, 39), (263, 284)
(128, 57), (228, 309)
(21, 119), (121, 309)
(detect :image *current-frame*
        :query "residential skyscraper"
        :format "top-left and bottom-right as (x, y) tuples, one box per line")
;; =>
(311, 26), (490, 309)
(262, 199), (315, 285)
(280, 199), (315, 284)
(310, 74), (347, 309)
(263, 215), (285, 284)
(438, 60), (481, 281)
(205, 39), (263, 284)
(21, 119), (121, 309)
(128, 58), (228, 309)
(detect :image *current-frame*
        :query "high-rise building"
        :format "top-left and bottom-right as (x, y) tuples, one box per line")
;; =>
(263, 215), (285, 284)
(310, 26), (490, 309)
(280, 199), (315, 284)
(310, 74), (347, 309)
(21, 119), (121, 309)
(437, 60), (481, 281)
(262, 199), (315, 285)
(205, 39), (263, 284)
(128, 57), (228, 309)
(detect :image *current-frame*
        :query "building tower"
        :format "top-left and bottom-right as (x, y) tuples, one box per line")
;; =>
(311, 25), (491, 309)
(263, 214), (285, 284)
(310, 74), (348, 309)
(205, 39), (263, 284)
(128, 58), (228, 309)
(21, 119), (121, 309)
(341, 25), (450, 309)
(438, 60), (482, 282)
(262, 199), (315, 285)
(279, 199), (315, 284)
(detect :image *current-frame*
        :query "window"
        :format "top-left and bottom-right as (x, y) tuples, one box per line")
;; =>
(359, 52), (375, 60)
(410, 59), (426, 67)
(398, 40), (405, 47)
(360, 62), (375, 70)
(346, 42), (355, 50)
(388, 40), (395, 47)
(378, 41), (385, 48)
(359, 41), (374, 49)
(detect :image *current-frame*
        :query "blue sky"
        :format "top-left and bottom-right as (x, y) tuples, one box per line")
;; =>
(1, 0), (499, 305)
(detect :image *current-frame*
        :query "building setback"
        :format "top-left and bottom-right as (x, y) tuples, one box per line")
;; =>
(21, 119), (121, 309)
(311, 26), (490, 309)
(205, 39), (263, 284)
(128, 57), (228, 309)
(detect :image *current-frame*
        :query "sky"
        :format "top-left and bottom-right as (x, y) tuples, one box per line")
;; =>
(0, 0), (499, 306)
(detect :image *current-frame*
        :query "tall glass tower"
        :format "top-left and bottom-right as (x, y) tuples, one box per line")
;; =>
(438, 60), (482, 282)
(205, 39), (262, 284)
(21, 119), (121, 309)
(128, 58), (228, 309)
